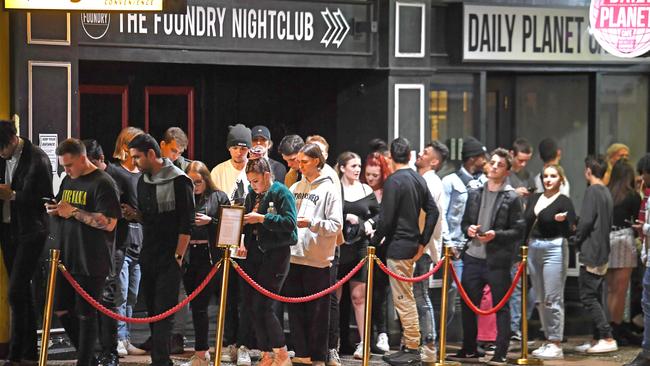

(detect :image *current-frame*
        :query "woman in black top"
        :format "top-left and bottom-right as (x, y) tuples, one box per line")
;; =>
(336, 152), (380, 359)
(183, 161), (230, 366)
(607, 159), (642, 345)
(524, 165), (576, 359)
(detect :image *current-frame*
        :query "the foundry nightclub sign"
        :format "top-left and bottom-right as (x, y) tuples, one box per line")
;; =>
(78, 0), (369, 53)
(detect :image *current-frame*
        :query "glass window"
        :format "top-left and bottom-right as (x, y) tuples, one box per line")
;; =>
(515, 75), (589, 211)
(598, 75), (648, 165)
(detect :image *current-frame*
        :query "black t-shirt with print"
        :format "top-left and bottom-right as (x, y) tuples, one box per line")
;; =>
(56, 169), (121, 277)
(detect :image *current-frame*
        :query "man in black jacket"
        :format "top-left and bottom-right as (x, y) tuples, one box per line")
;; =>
(373, 137), (438, 366)
(449, 148), (524, 366)
(0, 120), (53, 365)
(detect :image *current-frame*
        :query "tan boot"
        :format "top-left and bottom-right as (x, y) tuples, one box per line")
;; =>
(272, 347), (292, 366)
(258, 351), (275, 366)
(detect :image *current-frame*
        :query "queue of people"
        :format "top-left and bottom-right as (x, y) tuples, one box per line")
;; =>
(3, 117), (650, 366)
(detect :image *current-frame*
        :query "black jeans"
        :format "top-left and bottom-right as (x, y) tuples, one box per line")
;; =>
(55, 274), (106, 366)
(284, 263), (331, 362)
(141, 259), (182, 366)
(183, 245), (220, 352)
(578, 266), (613, 339)
(98, 248), (126, 356)
(328, 250), (340, 350)
(242, 245), (290, 351)
(372, 246), (389, 336)
(460, 254), (511, 358)
(0, 225), (46, 362)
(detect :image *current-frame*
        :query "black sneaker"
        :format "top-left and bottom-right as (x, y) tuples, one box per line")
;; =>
(486, 355), (508, 366)
(94, 353), (119, 366)
(446, 349), (484, 362)
(625, 353), (650, 366)
(169, 333), (185, 355)
(382, 348), (421, 365)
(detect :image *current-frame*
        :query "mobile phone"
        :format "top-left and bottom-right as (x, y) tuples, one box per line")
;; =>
(476, 230), (486, 237)
(527, 186), (536, 193)
(41, 197), (56, 204)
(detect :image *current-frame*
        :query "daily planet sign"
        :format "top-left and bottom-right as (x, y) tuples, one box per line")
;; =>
(463, 4), (648, 62)
(590, 0), (650, 58)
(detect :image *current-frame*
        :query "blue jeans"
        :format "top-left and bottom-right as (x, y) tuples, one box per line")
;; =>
(509, 261), (537, 335)
(446, 257), (463, 327)
(414, 254), (436, 344)
(642, 265), (650, 352)
(116, 255), (141, 341)
(528, 238), (567, 342)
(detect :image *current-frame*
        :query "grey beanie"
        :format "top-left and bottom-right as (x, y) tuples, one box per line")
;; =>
(227, 124), (252, 149)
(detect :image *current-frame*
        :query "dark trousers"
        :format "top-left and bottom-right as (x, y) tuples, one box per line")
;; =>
(221, 261), (256, 348)
(55, 275), (105, 366)
(183, 245), (220, 352)
(460, 254), (511, 358)
(0, 225), (46, 362)
(98, 248), (126, 356)
(328, 252), (340, 350)
(578, 266), (613, 339)
(141, 260), (182, 366)
(372, 247), (389, 336)
(242, 245), (290, 351)
(284, 263), (331, 362)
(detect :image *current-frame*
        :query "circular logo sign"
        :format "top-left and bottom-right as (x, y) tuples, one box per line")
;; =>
(590, 0), (650, 58)
(81, 13), (110, 40)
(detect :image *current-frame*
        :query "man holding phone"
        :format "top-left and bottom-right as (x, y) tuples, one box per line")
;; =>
(448, 148), (524, 366)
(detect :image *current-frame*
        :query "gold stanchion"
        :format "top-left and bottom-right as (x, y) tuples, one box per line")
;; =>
(39, 249), (60, 366)
(362, 247), (375, 366)
(215, 245), (234, 366)
(516, 246), (542, 365)
(435, 246), (460, 366)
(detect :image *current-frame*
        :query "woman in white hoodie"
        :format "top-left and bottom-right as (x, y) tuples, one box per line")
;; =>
(285, 143), (343, 366)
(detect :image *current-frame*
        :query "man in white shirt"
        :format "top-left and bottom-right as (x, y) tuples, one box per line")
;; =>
(211, 124), (252, 206)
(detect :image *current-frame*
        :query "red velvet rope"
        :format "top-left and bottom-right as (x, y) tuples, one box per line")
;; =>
(374, 257), (444, 283)
(233, 257), (367, 303)
(58, 260), (222, 323)
(449, 261), (524, 316)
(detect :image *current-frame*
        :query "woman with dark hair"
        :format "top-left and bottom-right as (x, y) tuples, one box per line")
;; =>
(240, 157), (297, 366)
(607, 159), (642, 346)
(524, 165), (576, 359)
(181, 161), (230, 366)
(362, 152), (391, 203)
(285, 143), (343, 366)
(335, 151), (380, 359)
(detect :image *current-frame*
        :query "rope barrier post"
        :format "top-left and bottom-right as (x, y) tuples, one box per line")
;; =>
(362, 247), (375, 366)
(516, 246), (542, 365)
(435, 246), (460, 366)
(215, 245), (234, 366)
(38, 249), (60, 366)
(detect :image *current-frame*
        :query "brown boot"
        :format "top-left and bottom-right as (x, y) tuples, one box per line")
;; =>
(272, 347), (292, 366)
(258, 351), (275, 366)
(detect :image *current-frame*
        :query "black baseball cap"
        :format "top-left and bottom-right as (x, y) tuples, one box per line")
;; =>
(251, 125), (271, 141)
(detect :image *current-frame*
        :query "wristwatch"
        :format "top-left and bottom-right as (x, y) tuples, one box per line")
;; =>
(175, 253), (183, 261)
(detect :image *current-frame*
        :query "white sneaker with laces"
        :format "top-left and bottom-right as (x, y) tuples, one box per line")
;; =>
(586, 339), (618, 354)
(421, 343), (437, 363)
(531, 343), (548, 357)
(237, 345), (252, 366)
(574, 342), (593, 353)
(376, 333), (390, 353)
(222, 344), (237, 362)
(116, 340), (127, 357)
(534, 343), (563, 359)
(353, 343), (364, 360)
(327, 348), (341, 366)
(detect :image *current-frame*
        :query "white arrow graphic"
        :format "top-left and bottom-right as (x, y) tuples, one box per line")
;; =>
(321, 8), (349, 48)
(332, 8), (350, 48)
(320, 8), (335, 47)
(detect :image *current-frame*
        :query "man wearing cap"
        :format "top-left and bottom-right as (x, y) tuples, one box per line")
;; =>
(439, 137), (488, 333)
(250, 125), (287, 184)
(210, 124), (251, 206)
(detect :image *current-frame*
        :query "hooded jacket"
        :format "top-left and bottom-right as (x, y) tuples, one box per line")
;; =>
(461, 182), (525, 269)
(290, 173), (343, 268)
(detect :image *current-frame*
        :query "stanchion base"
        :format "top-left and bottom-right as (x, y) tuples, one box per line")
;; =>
(434, 361), (461, 366)
(513, 357), (544, 365)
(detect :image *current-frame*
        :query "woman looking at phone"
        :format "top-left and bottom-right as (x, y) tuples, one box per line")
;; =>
(523, 165), (576, 360)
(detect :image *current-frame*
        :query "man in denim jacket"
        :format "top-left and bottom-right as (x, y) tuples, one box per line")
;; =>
(439, 137), (487, 330)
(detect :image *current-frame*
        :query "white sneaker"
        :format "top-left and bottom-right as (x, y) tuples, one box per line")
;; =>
(586, 339), (618, 354)
(222, 344), (237, 362)
(327, 348), (341, 366)
(353, 343), (364, 360)
(376, 333), (390, 353)
(116, 340), (128, 357)
(574, 342), (593, 353)
(533, 343), (563, 359)
(237, 345), (252, 366)
(421, 343), (437, 363)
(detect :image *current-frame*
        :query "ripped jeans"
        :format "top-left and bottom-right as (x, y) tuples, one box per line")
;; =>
(527, 237), (567, 342)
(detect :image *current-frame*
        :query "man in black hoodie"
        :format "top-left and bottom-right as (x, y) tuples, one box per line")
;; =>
(0, 120), (52, 365)
(449, 148), (524, 366)
(373, 137), (438, 366)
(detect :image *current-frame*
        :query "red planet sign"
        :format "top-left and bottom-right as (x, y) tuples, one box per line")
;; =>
(590, 0), (650, 58)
